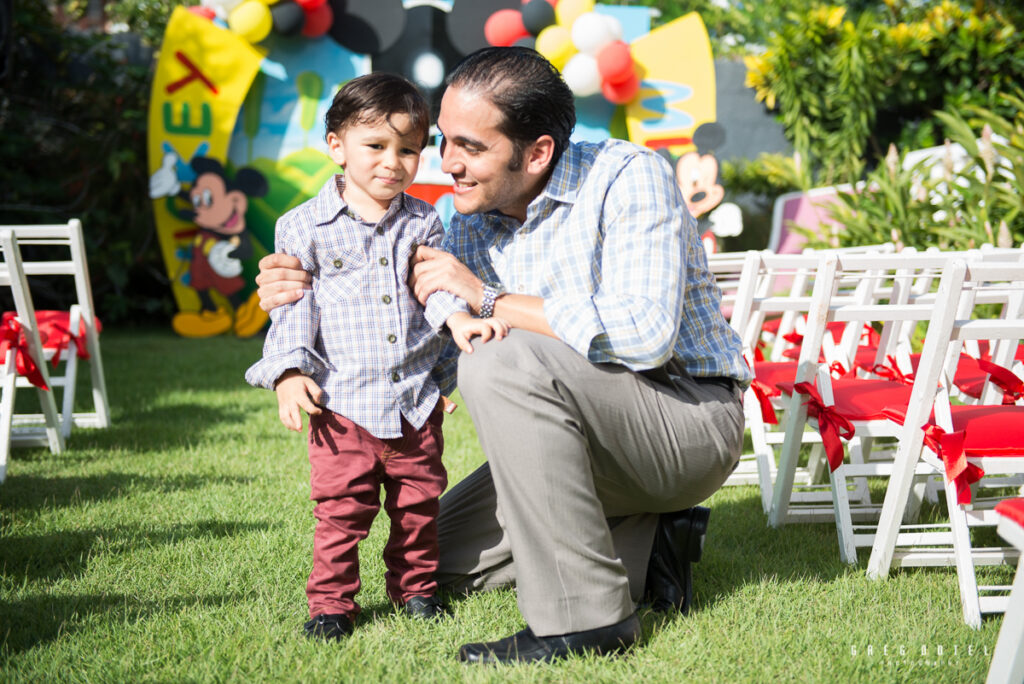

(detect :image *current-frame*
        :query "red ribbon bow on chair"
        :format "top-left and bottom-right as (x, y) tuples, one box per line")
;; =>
(870, 355), (915, 385)
(0, 318), (50, 390)
(749, 378), (779, 424)
(922, 424), (982, 505)
(47, 323), (90, 366)
(975, 358), (1024, 405)
(792, 381), (855, 472)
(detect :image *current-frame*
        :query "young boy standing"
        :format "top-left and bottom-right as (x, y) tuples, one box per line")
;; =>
(245, 73), (507, 642)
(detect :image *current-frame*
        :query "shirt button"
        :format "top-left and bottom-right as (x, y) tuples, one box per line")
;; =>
(391, 370), (400, 382)
(382, 294), (392, 304)
(379, 256), (389, 266)
(375, 226), (384, 235)
(387, 333), (397, 343)
(332, 258), (343, 269)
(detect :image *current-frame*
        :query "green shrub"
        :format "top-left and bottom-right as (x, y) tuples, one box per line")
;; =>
(745, 1), (1024, 186)
(802, 94), (1024, 251)
(0, 0), (171, 322)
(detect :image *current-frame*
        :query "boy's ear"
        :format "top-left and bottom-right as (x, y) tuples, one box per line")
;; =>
(326, 131), (346, 167)
(525, 135), (556, 176)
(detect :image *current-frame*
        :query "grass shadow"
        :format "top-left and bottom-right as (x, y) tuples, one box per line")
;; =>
(1, 519), (271, 583)
(0, 470), (254, 513)
(0, 591), (244, 657)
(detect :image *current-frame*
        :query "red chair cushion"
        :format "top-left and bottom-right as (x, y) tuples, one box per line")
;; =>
(777, 377), (914, 421)
(995, 498), (1024, 530)
(753, 361), (799, 398)
(0, 310), (102, 360)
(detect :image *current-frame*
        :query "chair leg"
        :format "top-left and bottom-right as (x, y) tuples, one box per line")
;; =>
(945, 479), (983, 629)
(85, 329), (110, 428)
(986, 525), (1024, 684)
(0, 349), (17, 484)
(867, 435), (927, 580)
(831, 464), (858, 564)
(768, 395), (810, 528)
(59, 351), (77, 439)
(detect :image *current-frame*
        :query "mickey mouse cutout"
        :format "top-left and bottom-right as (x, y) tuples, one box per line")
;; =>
(671, 122), (743, 254)
(150, 153), (269, 338)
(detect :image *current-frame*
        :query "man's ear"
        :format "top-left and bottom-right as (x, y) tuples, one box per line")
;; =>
(525, 135), (556, 176)
(326, 131), (346, 168)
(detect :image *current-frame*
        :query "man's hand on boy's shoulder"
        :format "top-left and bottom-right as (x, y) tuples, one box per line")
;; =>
(274, 369), (323, 432)
(256, 253), (311, 312)
(446, 311), (510, 354)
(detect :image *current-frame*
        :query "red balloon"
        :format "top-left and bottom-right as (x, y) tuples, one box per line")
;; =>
(601, 70), (639, 105)
(302, 2), (332, 37)
(484, 9), (529, 47)
(597, 41), (634, 84)
(295, 0), (326, 11)
(187, 5), (216, 20)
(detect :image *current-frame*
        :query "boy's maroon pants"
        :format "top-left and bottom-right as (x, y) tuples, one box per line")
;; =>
(305, 405), (446, 620)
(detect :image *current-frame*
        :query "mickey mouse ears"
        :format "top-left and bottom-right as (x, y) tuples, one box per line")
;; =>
(327, 0), (520, 58)
(327, 0), (407, 55)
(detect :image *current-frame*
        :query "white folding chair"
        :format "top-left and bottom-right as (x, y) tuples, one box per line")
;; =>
(866, 259), (1024, 628)
(986, 498), (1024, 684)
(0, 230), (65, 482)
(769, 251), (955, 533)
(0, 220), (110, 439)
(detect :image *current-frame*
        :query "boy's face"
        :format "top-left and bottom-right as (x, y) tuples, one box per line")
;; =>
(326, 112), (423, 216)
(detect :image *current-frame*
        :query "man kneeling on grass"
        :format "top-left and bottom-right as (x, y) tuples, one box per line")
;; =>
(256, 48), (751, 663)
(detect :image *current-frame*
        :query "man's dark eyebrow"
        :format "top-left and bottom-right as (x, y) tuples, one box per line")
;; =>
(448, 134), (487, 150)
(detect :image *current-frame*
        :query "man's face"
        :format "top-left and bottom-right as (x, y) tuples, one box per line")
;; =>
(436, 86), (536, 221)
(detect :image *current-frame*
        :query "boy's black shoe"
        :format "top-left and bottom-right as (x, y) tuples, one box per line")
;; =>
(304, 613), (353, 641)
(404, 594), (449, 620)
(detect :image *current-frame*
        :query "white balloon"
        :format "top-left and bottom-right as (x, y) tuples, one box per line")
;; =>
(562, 53), (601, 97)
(602, 14), (623, 43)
(571, 12), (617, 55)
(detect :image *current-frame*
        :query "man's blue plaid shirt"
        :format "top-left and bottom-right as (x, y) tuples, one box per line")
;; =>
(432, 139), (751, 395)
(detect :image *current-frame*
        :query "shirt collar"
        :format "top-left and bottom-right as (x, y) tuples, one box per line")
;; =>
(538, 140), (586, 205)
(314, 174), (426, 225)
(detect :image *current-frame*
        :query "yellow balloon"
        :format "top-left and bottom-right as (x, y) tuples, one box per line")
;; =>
(228, 0), (272, 43)
(555, 0), (595, 28)
(535, 25), (575, 70)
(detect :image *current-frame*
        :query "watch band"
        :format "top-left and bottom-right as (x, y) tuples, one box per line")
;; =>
(480, 281), (505, 318)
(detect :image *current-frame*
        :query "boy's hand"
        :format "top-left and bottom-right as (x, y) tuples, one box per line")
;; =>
(446, 311), (510, 354)
(274, 369), (323, 432)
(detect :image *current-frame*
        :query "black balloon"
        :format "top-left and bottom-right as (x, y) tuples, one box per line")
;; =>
(270, 1), (305, 36)
(328, 0), (406, 55)
(446, 0), (520, 56)
(512, 35), (536, 49)
(521, 0), (555, 36)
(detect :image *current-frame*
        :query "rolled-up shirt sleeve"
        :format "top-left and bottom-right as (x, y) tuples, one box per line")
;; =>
(421, 214), (470, 331)
(244, 216), (334, 390)
(543, 153), (689, 370)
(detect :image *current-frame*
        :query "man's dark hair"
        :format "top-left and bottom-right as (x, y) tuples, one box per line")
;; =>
(445, 47), (576, 171)
(324, 72), (431, 149)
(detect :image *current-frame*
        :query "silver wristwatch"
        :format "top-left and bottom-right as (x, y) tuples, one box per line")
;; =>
(479, 281), (506, 318)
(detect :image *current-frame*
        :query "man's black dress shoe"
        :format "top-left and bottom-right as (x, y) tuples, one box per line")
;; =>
(403, 594), (449, 620)
(644, 506), (710, 614)
(303, 613), (353, 641)
(458, 612), (641, 664)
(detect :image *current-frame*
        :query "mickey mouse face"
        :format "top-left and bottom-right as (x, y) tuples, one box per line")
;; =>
(327, 0), (520, 115)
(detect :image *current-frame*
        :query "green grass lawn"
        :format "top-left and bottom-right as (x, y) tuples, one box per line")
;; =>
(0, 329), (1011, 682)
